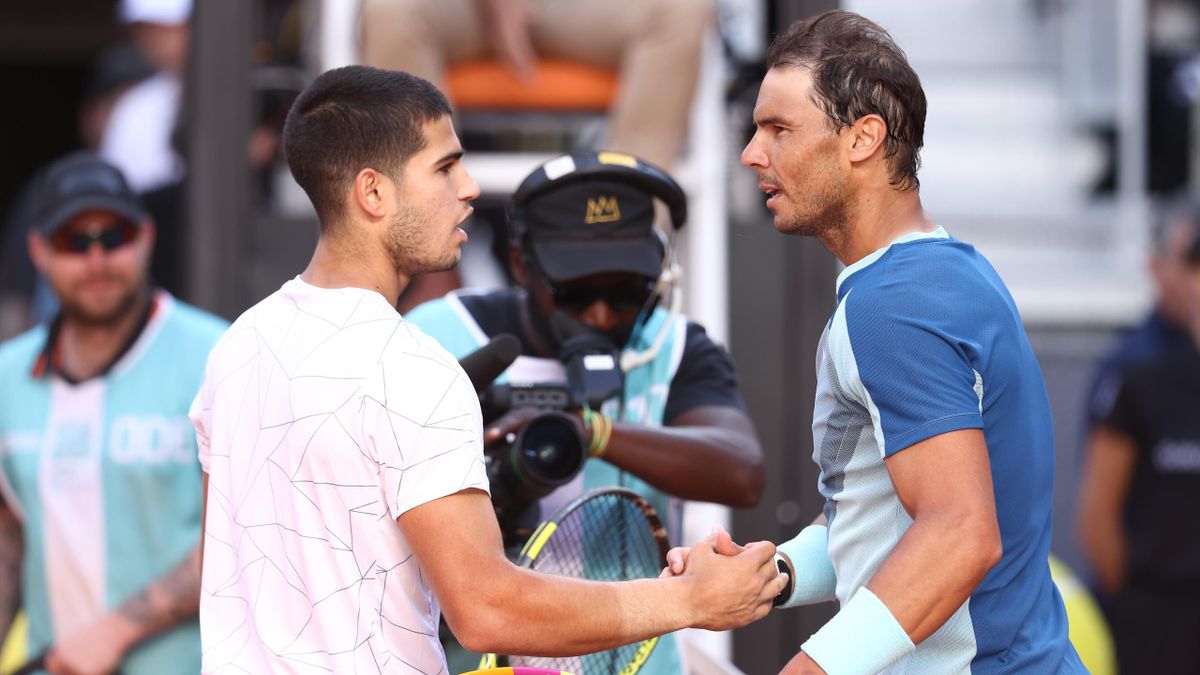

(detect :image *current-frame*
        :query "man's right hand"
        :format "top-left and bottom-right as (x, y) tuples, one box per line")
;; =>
(660, 524), (745, 577)
(677, 537), (786, 631)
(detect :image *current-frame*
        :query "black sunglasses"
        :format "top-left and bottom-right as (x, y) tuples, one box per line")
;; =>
(546, 276), (658, 313)
(47, 221), (140, 254)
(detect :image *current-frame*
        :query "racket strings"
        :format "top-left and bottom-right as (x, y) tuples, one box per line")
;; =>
(511, 492), (665, 674)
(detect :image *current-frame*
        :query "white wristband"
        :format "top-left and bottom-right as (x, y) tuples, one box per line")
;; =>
(775, 524), (837, 608)
(801, 587), (915, 675)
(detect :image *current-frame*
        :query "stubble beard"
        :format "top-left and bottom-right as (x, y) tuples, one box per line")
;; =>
(58, 279), (144, 327)
(385, 206), (459, 278)
(772, 139), (851, 252)
(776, 184), (851, 254)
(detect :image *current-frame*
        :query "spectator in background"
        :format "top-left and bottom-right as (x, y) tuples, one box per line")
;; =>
(359, 0), (713, 171)
(0, 45), (156, 340)
(100, 0), (190, 194)
(101, 0), (193, 298)
(1084, 200), (1200, 427)
(1077, 214), (1200, 674)
(80, 45), (157, 154)
(0, 152), (226, 674)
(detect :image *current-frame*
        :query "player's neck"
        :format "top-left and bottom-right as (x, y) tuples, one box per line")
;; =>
(58, 287), (150, 381)
(838, 189), (935, 266)
(302, 234), (408, 309)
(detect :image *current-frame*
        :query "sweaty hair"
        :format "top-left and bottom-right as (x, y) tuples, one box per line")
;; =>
(282, 65), (452, 227)
(767, 10), (926, 191)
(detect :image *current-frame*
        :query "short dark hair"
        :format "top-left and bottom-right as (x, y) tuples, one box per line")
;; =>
(282, 65), (452, 226)
(767, 10), (926, 191)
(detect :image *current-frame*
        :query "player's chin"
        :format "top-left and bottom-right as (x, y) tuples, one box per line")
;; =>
(771, 212), (797, 234)
(772, 212), (812, 236)
(436, 248), (462, 271)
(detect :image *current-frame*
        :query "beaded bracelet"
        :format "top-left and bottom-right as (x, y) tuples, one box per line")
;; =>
(581, 408), (613, 458)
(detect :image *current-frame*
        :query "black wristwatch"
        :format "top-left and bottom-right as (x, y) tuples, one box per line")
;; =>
(772, 552), (795, 607)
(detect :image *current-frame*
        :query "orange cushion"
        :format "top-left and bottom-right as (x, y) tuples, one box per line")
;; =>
(447, 58), (618, 111)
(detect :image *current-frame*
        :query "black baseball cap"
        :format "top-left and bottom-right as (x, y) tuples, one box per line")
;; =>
(523, 179), (664, 283)
(30, 151), (147, 236)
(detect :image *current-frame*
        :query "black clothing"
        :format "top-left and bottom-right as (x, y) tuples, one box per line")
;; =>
(1103, 339), (1200, 592)
(456, 288), (746, 423)
(1101, 338), (1200, 675)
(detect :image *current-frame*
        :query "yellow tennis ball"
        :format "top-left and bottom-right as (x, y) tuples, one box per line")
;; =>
(1050, 555), (1116, 675)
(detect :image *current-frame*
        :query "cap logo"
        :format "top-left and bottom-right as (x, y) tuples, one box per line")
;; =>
(585, 195), (621, 224)
(597, 151), (638, 168)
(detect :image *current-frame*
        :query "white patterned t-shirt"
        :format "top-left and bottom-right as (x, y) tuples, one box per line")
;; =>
(190, 277), (488, 674)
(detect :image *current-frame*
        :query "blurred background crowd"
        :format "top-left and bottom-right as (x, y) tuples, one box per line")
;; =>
(1, 0), (1199, 673)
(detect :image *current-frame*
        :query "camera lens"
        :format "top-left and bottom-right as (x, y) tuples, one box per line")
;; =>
(488, 411), (587, 518)
(516, 415), (584, 483)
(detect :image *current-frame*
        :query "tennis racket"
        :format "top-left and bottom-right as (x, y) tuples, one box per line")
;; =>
(482, 487), (669, 675)
(458, 662), (571, 667)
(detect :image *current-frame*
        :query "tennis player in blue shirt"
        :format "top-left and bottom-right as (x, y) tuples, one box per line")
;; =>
(669, 10), (1086, 674)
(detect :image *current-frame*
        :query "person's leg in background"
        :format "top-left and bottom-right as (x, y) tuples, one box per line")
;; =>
(358, 0), (488, 90)
(532, 0), (714, 169)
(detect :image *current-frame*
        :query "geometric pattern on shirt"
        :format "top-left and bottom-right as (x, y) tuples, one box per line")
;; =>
(198, 285), (486, 674)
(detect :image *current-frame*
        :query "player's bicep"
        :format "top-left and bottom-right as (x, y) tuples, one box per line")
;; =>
(884, 428), (997, 526)
(396, 488), (510, 629)
(361, 380), (489, 518)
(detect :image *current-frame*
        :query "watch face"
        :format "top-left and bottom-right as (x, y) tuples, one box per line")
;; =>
(773, 553), (794, 607)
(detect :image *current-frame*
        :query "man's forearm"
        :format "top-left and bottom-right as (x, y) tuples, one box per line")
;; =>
(1079, 514), (1127, 595)
(863, 511), (1000, 644)
(114, 546), (201, 645)
(602, 407), (765, 507)
(456, 570), (695, 657)
(0, 504), (22, 641)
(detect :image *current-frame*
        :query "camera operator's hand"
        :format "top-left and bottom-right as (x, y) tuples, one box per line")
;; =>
(484, 407), (586, 448)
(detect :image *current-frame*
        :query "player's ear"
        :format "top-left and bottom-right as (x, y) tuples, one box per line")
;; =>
(352, 168), (391, 219)
(847, 113), (887, 164)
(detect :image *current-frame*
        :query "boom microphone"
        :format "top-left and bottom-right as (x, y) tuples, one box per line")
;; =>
(458, 333), (521, 394)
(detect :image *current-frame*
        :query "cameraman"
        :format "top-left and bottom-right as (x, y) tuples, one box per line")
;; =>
(407, 151), (766, 673)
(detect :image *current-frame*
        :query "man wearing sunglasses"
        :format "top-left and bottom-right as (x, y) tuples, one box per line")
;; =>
(0, 151), (227, 674)
(406, 153), (766, 673)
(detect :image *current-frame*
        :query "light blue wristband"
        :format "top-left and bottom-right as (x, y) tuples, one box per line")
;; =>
(775, 524), (837, 609)
(801, 587), (915, 675)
